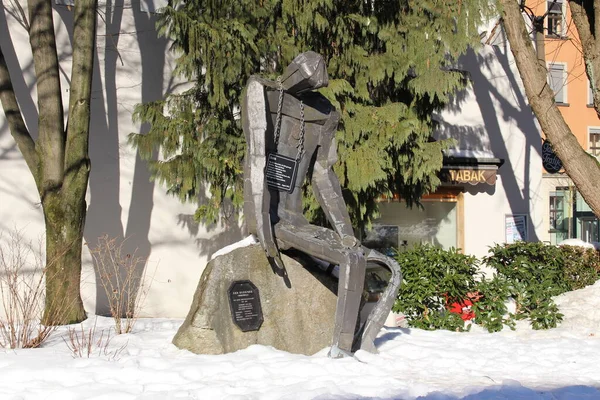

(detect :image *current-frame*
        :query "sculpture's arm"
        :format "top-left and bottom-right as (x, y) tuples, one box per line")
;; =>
(243, 77), (279, 258)
(312, 115), (359, 248)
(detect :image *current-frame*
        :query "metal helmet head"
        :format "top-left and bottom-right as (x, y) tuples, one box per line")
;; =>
(280, 51), (329, 94)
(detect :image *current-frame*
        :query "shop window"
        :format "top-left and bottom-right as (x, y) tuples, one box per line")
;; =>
(547, 0), (565, 37)
(549, 189), (570, 244)
(579, 218), (599, 242)
(574, 191), (599, 243)
(362, 225), (400, 256)
(549, 192), (565, 231)
(548, 63), (567, 104)
(372, 201), (458, 251)
(589, 128), (600, 156)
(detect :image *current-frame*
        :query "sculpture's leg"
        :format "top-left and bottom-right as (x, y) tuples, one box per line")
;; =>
(273, 222), (365, 358)
(358, 249), (402, 353)
(329, 250), (366, 358)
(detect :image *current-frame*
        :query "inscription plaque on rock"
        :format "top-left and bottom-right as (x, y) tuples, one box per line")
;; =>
(228, 280), (264, 332)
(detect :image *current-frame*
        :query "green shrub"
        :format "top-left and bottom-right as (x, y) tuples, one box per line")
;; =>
(483, 242), (600, 329)
(560, 245), (600, 290)
(392, 242), (600, 332)
(392, 244), (479, 331)
(470, 275), (515, 333)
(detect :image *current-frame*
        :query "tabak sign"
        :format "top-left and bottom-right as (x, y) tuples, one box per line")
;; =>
(442, 168), (497, 185)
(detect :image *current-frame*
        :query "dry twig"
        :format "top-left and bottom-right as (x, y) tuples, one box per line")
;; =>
(63, 317), (127, 360)
(89, 235), (152, 334)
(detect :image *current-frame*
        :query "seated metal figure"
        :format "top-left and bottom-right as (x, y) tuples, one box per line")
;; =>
(242, 51), (401, 358)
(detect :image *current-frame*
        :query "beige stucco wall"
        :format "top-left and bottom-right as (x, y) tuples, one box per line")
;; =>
(435, 43), (544, 258)
(1, 5), (546, 316)
(0, 1), (242, 318)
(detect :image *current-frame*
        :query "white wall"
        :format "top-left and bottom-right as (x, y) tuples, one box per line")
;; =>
(435, 43), (544, 258)
(0, 3), (546, 315)
(0, 0), (242, 317)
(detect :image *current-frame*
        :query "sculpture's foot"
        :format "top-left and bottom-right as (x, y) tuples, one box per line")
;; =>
(358, 249), (402, 354)
(328, 345), (353, 359)
(359, 338), (378, 354)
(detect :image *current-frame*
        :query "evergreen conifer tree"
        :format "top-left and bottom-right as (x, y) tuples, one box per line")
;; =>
(130, 0), (491, 231)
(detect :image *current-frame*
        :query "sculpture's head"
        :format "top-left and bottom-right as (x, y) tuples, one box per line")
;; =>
(280, 51), (329, 94)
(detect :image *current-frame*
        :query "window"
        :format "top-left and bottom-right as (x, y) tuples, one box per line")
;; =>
(549, 192), (565, 231)
(579, 218), (599, 242)
(547, 0), (565, 37)
(574, 191), (600, 243)
(548, 63), (567, 103)
(590, 128), (600, 156)
(589, 81), (594, 105)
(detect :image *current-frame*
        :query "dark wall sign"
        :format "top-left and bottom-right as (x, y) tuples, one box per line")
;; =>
(266, 153), (299, 193)
(542, 140), (563, 173)
(228, 280), (263, 332)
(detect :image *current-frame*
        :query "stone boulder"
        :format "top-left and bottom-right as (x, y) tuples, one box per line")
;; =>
(172, 244), (338, 356)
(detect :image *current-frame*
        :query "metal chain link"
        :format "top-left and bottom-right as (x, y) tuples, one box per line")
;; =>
(296, 101), (306, 161)
(272, 75), (306, 161)
(273, 76), (284, 147)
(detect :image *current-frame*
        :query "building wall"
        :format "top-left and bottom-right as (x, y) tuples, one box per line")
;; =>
(527, 0), (600, 152)
(1, 2), (548, 317)
(0, 1), (243, 318)
(435, 43), (545, 258)
(371, 38), (545, 259)
(526, 0), (600, 244)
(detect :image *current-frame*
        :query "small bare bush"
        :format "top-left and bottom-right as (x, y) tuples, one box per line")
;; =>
(0, 230), (58, 348)
(89, 235), (151, 334)
(63, 318), (126, 360)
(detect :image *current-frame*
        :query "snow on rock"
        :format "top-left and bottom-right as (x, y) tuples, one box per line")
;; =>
(209, 235), (258, 261)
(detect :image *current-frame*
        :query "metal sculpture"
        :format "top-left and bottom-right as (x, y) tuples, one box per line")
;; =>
(242, 51), (401, 358)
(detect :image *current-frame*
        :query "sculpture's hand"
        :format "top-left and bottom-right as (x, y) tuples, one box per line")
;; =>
(263, 237), (280, 259)
(341, 234), (361, 249)
(259, 231), (286, 271)
(256, 214), (285, 268)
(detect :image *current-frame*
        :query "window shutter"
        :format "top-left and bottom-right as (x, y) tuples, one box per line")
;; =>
(589, 128), (600, 156)
(549, 64), (565, 103)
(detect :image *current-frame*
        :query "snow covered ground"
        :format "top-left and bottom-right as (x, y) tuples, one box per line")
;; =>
(3, 282), (600, 399)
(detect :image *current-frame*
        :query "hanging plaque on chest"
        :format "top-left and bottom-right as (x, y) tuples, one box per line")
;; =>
(266, 153), (299, 193)
(265, 81), (306, 193)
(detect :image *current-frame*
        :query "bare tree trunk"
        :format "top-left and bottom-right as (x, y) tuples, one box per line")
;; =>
(569, 0), (600, 118)
(0, 0), (97, 324)
(42, 191), (86, 323)
(499, 0), (600, 218)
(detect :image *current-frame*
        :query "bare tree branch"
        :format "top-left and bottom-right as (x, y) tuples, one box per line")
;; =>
(569, 0), (600, 119)
(500, 0), (600, 218)
(5, 0), (30, 31)
(63, 0), (96, 188)
(28, 0), (65, 193)
(0, 44), (39, 185)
